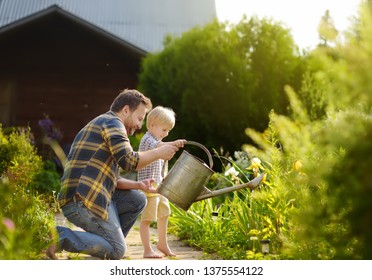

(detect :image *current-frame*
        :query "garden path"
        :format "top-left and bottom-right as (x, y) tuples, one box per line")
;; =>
(53, 212), (203, 260)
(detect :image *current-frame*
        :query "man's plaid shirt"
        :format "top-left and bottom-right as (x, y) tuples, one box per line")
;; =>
(137, 131), (164, 197)
(58, 111), (139, 220)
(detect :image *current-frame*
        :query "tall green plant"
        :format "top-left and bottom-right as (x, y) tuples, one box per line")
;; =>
(0, 126), (55, 259)
(244, 84), (372, 260)
(279, 2), (372, 259)
(244, 93), (338, 259)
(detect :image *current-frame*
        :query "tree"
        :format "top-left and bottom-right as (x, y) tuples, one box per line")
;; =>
(317, 10), (338, 46)
(139, 17), (304, 156)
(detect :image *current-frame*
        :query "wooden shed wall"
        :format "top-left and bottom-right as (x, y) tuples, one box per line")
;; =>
(0, 11), (143, 150)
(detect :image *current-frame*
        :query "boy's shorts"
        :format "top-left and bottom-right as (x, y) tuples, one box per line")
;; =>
(141, 195), (171, 222)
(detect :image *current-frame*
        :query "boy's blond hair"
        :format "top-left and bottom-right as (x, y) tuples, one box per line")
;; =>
(146, 106), (176, 130)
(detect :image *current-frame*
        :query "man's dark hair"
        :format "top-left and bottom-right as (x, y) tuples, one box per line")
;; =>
(110, 89), (152, 112)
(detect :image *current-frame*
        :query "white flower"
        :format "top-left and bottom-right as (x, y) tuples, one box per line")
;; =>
(251, 157), (261, 166)
(247, 157), (263, 170)
(224, 166), (239, 177)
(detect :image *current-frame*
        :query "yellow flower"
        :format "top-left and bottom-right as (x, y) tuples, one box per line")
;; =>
(262, 173), (267, 183)
(294, 160), (303, 171)
(247, 157), (263, 177)
(247, 157), (262, 170)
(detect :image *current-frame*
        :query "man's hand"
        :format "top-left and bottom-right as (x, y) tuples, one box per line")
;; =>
(157, 144), (179, 160)
(137, 140), (186, 169)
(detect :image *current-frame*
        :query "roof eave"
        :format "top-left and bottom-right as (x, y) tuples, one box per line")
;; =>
(0, 4), (148, 56)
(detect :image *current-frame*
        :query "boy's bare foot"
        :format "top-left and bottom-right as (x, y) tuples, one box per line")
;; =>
(157, 244), (176, 257)
(143, 249), (163, 258)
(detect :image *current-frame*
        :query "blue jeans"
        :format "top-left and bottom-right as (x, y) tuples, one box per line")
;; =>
(56, 189), (146, 259)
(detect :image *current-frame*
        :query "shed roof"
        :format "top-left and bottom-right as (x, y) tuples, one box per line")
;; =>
(0, 0), (217, 53)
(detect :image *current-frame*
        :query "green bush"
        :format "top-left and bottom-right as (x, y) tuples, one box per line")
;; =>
(0, 125), (55, 259)
(29, 160), (61, 194)
(0, 126), (42, 186)
(0, 179), (54, 259)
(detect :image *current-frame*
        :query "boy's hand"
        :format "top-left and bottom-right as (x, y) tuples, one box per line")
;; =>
(173, 139), (186, 148)
(138, 178), (158, 193)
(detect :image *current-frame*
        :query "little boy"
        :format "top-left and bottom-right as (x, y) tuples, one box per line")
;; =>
(138, 106), (186, 258)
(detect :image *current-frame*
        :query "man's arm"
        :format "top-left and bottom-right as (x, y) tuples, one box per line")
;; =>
(116, 177), (157, 193)
(137, 139), (186, 170)
(157, 139), (186, 148)
(136, 144), (179, 170)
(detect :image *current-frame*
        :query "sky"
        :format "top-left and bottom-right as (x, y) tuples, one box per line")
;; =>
(215, 0), (362, 50)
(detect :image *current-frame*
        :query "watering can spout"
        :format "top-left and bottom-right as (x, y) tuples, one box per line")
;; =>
(195, 173), (265, 201)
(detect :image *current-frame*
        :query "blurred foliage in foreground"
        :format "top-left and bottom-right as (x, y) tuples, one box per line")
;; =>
(170, 1), (372, 259)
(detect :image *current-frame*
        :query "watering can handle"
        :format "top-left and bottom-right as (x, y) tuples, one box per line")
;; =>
(184, 141), (213, 169)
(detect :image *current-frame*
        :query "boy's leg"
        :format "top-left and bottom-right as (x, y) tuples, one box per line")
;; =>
(140, 196), (162, 258)
(156, 196), (176, 256)
(156, 216), (175, 256)
(140, 220), (162, 258)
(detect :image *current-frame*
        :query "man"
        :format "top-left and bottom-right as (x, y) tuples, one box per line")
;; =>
(47, 89), (181, 259)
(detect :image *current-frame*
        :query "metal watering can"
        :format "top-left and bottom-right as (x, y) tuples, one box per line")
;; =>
(157, 141), (265, 211)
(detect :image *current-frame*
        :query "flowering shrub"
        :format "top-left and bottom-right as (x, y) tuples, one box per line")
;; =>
(31, 115), (64, 194)
(38, 115), (62, 141)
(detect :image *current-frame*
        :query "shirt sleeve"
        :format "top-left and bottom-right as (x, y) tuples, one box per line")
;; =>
(101, 117), (139, 171)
